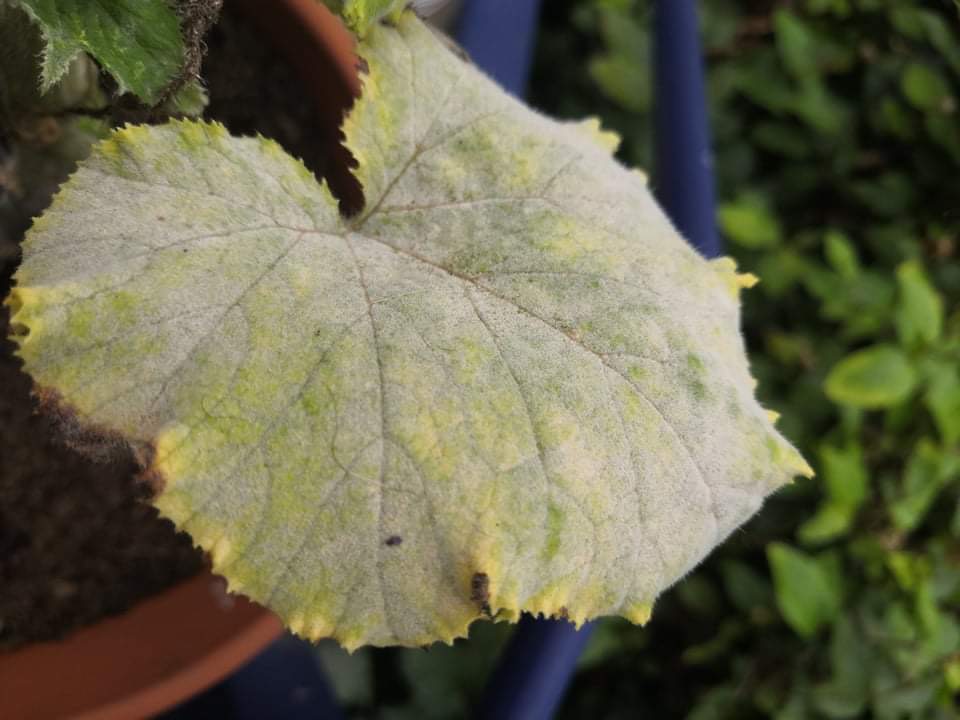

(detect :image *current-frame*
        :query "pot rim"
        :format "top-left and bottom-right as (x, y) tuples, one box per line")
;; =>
(0, 570), (282, 720)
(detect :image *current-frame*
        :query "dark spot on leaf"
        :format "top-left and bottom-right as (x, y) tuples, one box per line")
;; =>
(385, 535), (402, 547)
(471, 572), (491, 616)
(355, 57), (369, 75)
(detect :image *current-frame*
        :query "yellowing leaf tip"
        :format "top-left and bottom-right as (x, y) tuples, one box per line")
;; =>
(738, 272), (760, 289)
(575, 116), (622, 154)
(624, 601), (654, 625)
(711, 256), (760, 297)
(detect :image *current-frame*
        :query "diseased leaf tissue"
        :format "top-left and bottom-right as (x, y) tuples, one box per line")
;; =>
(6, 13), (811, 649)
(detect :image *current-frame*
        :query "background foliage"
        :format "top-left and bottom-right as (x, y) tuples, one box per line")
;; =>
(317, 1), (960, 717)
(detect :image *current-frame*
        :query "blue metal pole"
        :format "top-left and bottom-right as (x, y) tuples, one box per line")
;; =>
(476, 615), (594, 720)
(653, 0), (720, 257)
(455, 0), (545, 96)
(218, 636), (345, 720)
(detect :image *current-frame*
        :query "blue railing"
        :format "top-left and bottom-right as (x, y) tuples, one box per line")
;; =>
(652, 0), (720, 258)
(167, 1), (717, 717)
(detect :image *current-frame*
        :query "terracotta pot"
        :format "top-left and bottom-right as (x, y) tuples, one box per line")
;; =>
(0, 572), (281, 720)
(236, 0), (365, 213)
(0, 2), (364, 717)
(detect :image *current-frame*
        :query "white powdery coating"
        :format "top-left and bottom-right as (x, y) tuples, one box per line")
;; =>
(9, 13), (810, 649)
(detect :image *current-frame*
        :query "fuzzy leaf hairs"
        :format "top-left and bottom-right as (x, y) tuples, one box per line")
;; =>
(8, 0), (185, 104)
(7, 13), (810, 649)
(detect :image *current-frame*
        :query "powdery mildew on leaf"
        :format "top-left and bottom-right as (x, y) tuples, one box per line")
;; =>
(7, 14), (812, 649)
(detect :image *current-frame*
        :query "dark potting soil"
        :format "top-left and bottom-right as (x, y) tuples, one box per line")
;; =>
(0, 289), (204, 651)
(0, 4), (341, 650)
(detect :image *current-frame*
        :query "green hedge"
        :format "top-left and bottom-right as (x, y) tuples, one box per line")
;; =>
(529, 1), (960, 717)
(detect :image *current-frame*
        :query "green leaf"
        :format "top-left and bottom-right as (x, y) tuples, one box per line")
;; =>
(946, 657), (960, 692)
(754, 248), (810, 297)
(894, 260), (943, 346)
(682, 619), (742, 665)
(774, 10), (816, 79)
(821, 443), (868, 508)
(7, 16), (811, 649)
(900, 62), (952, 112)
(13, 0), (185, 104)
(793, 75), (848, 135)
(924, 361), (960, 445)
(797, 503), (853, 545)
(316, 644), (374, 706)
(721, 559), (773, 615)
(163, 79), (209, 118)
(768, 543), (842, 636)
(888, 439), (960, 532)
(774, 690), (810, 720)
(824, 345), (917, 409)
(823, 231), (859, 279)
(0, 3), (106, 125)
(799, 443), (868, 543)
(676, 573), (721, 617)
(812, 614), (870, 718)
(885, 550), (928, 592)
(577, 617), (639, 670)
(397, 621), (511, 719)
(918, 11), (960, 76)
(718, 197), (782, 249)
(751, 122), (811, 160)
(871, 674), (941, 719)
(588, 8), (651, 113)
(687, 686), (740, 720)
(850, 171), (916, 217)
